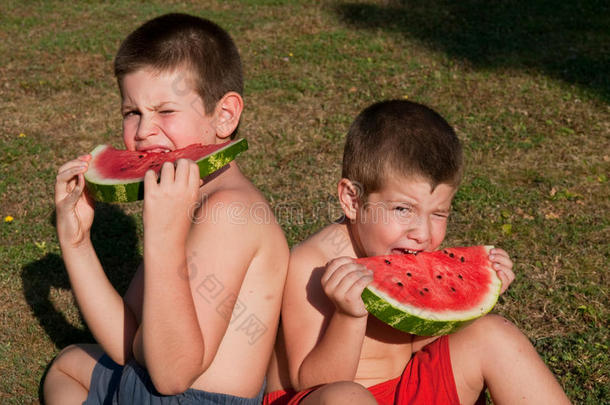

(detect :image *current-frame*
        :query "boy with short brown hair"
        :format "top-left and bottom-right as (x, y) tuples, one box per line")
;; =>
(45, 13), (288, 404)
(265, 100), (570, 404)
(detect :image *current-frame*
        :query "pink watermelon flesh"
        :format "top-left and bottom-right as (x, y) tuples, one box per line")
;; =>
(93, 142), (230, 179)
(357, 246), (501, 335)
(84, 138), (248, 202)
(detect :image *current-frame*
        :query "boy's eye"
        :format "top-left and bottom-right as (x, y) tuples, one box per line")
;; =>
(159, 110), (174, 115)
(394, 205), (413, 214)
(123, 110), (139, 118)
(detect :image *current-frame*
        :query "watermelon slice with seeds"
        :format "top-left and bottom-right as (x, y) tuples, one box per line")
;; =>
(357, 245), (501, 336)
(85, 138), (247, 203)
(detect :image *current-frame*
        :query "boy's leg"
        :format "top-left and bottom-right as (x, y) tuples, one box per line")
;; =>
(43, 343), (104, 405)
(300, 381), (377, 405)
(449, 314), (571, 405)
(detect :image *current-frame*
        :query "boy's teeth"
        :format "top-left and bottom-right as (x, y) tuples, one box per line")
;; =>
(394, 248), (419, 255)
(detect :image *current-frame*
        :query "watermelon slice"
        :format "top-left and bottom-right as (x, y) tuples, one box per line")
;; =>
(84, 138), (248, 203)
(357, 246), (501, 336)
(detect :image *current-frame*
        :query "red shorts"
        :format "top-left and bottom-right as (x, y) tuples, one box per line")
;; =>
(264, 335), (481, 405)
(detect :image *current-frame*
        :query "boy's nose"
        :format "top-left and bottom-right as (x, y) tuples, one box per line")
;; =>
(406, 215), (430, 245)
(135, 114), (158, 140)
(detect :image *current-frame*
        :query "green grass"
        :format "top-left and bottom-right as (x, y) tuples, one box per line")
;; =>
(1, 0), (608, 403)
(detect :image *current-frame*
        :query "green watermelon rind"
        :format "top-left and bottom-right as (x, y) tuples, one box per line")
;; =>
(361, 246), (502, 336)
(84, 138), (248, 203)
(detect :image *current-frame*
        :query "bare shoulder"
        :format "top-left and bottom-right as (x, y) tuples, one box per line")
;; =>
(191, 168), (288, 265)
(291, 222), (352, 269)
(285, 223), (351, 310)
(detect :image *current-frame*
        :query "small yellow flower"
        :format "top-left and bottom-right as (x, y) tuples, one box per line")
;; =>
(18, 133), (26, 138)
(289, 52), (294, 57)
(402, 95), (409, 100)
(4, 216), (14, 223)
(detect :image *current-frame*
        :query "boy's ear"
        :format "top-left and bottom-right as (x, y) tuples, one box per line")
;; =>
(338, 178), (363, 220)
(214, 92), (243, 139)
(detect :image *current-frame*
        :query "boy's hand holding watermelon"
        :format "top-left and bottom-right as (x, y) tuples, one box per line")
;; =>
(321, 257), (373, 318)
(142, 159), (202, 245)
(54, 154), (94, 247)
(488, 247), (515, 293)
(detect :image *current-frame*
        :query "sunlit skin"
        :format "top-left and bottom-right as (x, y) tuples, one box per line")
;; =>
(271, 169), (571, 405)
(349, 175), (455, 258)
(121, 67), (220, 152)
(47, 64), (289, 404)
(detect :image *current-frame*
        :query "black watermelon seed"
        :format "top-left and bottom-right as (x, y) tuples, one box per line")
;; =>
(449, 253), (455, 258)
(397, 282), (403, 287)
(451, 287), (456, 292)
(436, 275), (442, 279)
(443, 249), (448, 254)
(458, 274), (463, 280)
(419, 291), (424, 296)
(406, 272), (412, 277)
(384, 259), (391, 265)
(460, 257), (465, 262)
(423, 287), (429, 292)
(138, 155), (143, 158)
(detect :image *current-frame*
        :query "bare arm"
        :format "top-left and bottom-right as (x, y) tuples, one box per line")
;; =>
(55, 157), (137, 364)
(283, 248), (372, 390)
(139, 161), (257, 394)
(138, 160), (203, 394)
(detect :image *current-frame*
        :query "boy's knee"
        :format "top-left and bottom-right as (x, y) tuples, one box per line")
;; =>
(49, 344), (81, 370)
(47, 343), (103, 383)
(472, 314), (519, 336)
(460, 314), (528, 349)
(316, 381), (376, 405)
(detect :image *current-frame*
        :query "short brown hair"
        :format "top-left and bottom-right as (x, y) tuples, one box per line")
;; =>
(342, 100), (463, 197)
(114, 13), (243, 126)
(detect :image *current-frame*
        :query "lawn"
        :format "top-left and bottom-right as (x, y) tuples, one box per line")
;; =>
(0, 0), (608, 403)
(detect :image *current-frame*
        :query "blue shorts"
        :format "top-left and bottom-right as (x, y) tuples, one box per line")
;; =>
(84, 354), (265, 405)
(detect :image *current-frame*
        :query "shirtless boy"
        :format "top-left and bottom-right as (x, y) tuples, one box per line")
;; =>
(265, 100), (570, 404)
(45, 13), (288, 404)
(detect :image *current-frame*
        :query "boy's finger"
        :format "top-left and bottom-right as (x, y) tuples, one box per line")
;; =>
(492, 255), (513, 271)
(175, 159), (192, 183)
(323, 263), (354, 292)
(497, 272), (510, 293)
(56, 164), (87, 185)
(496, 269), (515, 293)
(189, 161), (200, 188)
(57, 159), (87, 174)
(321, 257), (355, 284)
(345, 273), (374, 297)
(323, 261), (364, 287)
(56, 166), (88, 203)
(63, 173), (85, 205)
(144, 169), (158, 191)
(325, 266), (372, 297)
(159, 161), (175, 184)
(334, 268), (372, 294)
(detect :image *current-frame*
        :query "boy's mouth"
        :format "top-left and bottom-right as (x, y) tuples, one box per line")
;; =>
(392, 248), (421, 255)
(137, 145), (171, 153)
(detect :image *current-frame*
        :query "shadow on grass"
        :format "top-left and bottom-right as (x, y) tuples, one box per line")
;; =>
(334, 0), (609, 102)
(21, 203), (141, 400)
